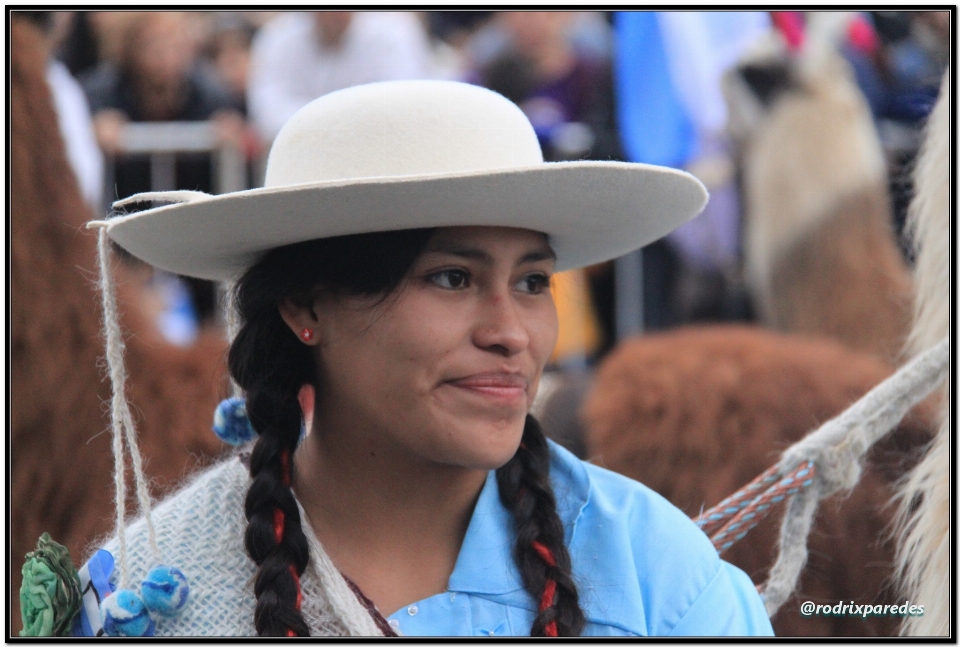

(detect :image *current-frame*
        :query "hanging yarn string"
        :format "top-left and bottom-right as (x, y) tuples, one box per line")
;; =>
(694, 336), (949, 617)
(91, 226), (161, 585)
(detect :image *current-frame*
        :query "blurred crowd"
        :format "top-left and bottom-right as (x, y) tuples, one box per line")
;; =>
(22, 10), (949, 363)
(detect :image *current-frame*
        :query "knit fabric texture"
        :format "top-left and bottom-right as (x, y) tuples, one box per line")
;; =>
(96, 455), (384, 637)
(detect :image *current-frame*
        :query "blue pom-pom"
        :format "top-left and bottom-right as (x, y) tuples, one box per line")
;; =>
(141, 566), (190, 617)
(212, 397), (257, 445)
(101, 589), (155, 637)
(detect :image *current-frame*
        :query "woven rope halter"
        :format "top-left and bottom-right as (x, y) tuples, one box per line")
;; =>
(693, 336), (950, 616)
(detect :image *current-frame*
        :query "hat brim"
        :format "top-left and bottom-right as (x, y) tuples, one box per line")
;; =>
(100, 160), (707, 282)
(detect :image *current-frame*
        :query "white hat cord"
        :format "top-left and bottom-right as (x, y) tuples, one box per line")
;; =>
(87, 224), (194, 635)
(93, 226), (160, 581)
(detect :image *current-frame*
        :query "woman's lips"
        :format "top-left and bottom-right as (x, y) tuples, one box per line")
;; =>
(445, 373), (529, 402)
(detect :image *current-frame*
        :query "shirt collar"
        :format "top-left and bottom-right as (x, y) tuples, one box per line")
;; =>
(447, 440), (590, 597)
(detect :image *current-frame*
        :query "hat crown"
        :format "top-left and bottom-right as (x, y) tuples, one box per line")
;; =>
(265, 81), (544, 187)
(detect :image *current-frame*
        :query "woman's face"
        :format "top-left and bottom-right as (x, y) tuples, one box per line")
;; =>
(299, 226), (558, 472)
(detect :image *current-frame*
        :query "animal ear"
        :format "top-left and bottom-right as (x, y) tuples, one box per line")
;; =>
(738, 60), (792, 108)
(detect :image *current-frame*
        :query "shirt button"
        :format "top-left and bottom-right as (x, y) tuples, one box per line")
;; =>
(407, 605), (418, 616)
(388, 619), (400, 630)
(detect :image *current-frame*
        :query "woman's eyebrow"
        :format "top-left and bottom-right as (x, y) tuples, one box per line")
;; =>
(425, 244), (492, 263)
(518, 249), (557, 264)
(424, 244), (557, 265)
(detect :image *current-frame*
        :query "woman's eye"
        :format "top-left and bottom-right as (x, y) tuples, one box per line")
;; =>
(515, 273), (551, 295)
(429, 269), (470, 290)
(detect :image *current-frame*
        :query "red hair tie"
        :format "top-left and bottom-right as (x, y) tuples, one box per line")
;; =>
(290, 565), (302, 610)
(531, 540), (557, 566)
(278, 448), (303, 636)
(531, 540), (559, 636)
(275, 512), (303, 636)
(273, 508), (285, 544)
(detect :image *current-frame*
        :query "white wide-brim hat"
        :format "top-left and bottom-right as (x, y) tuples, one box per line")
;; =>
(89, 80), (707, 282)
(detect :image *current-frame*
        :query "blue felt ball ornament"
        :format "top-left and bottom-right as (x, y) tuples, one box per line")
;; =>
(141, 566), (190, 617)
(101, 589), (156, 637)
(212, 397), (257, 445)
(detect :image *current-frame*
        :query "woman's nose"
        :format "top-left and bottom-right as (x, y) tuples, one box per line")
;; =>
(472, 293), (529, 357)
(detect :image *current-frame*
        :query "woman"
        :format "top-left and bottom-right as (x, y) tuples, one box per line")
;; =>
(72, 80), (772, 636)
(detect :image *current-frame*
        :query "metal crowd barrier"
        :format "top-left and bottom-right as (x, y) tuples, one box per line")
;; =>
(105, 121), (248, 210)
(103, 121), (253, 336)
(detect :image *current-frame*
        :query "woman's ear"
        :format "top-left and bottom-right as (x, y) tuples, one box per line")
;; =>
(278, 298), (321, 346)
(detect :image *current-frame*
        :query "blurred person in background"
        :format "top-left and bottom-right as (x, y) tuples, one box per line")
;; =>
(199, 12), (267, 187)
(21, 11), (104, 212)
(197, 12), (285, 114)
(54, 11), (100, 78)
(203, 12), (257, 116)
(247, 11), (434, 142)
(426, 11), (494, 75)
(80, 11), (245, 330)
(478, 12), (620, 163)
(844, 11), (949, 258)
(81, 11), (243, 182)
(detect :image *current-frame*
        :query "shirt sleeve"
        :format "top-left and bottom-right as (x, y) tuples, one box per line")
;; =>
(668, 560), (774, 636)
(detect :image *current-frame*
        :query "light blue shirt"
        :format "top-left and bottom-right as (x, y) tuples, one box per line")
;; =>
(386, 441), (774, 637)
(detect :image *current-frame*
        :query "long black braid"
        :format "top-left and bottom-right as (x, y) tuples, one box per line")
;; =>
(230, 303), (312, 635)
(497, 416), (587, 636)
(228, 229), (585, 636)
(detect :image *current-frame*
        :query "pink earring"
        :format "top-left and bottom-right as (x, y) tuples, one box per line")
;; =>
(301, 328), (314, 342)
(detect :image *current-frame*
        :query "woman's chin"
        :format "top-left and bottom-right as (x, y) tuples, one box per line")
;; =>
(447, 418), (528, 471)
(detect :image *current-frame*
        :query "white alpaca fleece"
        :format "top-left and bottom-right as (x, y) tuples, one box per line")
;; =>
(895, 70), (950, 637)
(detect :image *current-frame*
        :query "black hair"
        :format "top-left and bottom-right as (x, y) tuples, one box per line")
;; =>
(228, 228), (585, 636)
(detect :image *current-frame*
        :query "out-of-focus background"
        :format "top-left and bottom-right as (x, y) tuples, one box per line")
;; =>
(10, 10), (950, 637)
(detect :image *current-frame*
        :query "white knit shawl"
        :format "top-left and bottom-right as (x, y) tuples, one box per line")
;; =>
(98, 455), (385, 637)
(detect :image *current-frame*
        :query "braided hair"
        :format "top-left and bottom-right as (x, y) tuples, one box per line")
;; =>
(498, 416), (587, 636)
(228, 229), (585, 636)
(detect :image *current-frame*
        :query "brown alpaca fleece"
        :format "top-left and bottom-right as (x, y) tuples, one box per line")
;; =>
(582, 325), (934, 636)
(765, 183), (913, 365)
(11, 17), (229, 633)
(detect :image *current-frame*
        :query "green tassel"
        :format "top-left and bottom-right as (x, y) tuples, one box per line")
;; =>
(20, 533), (82, 636)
